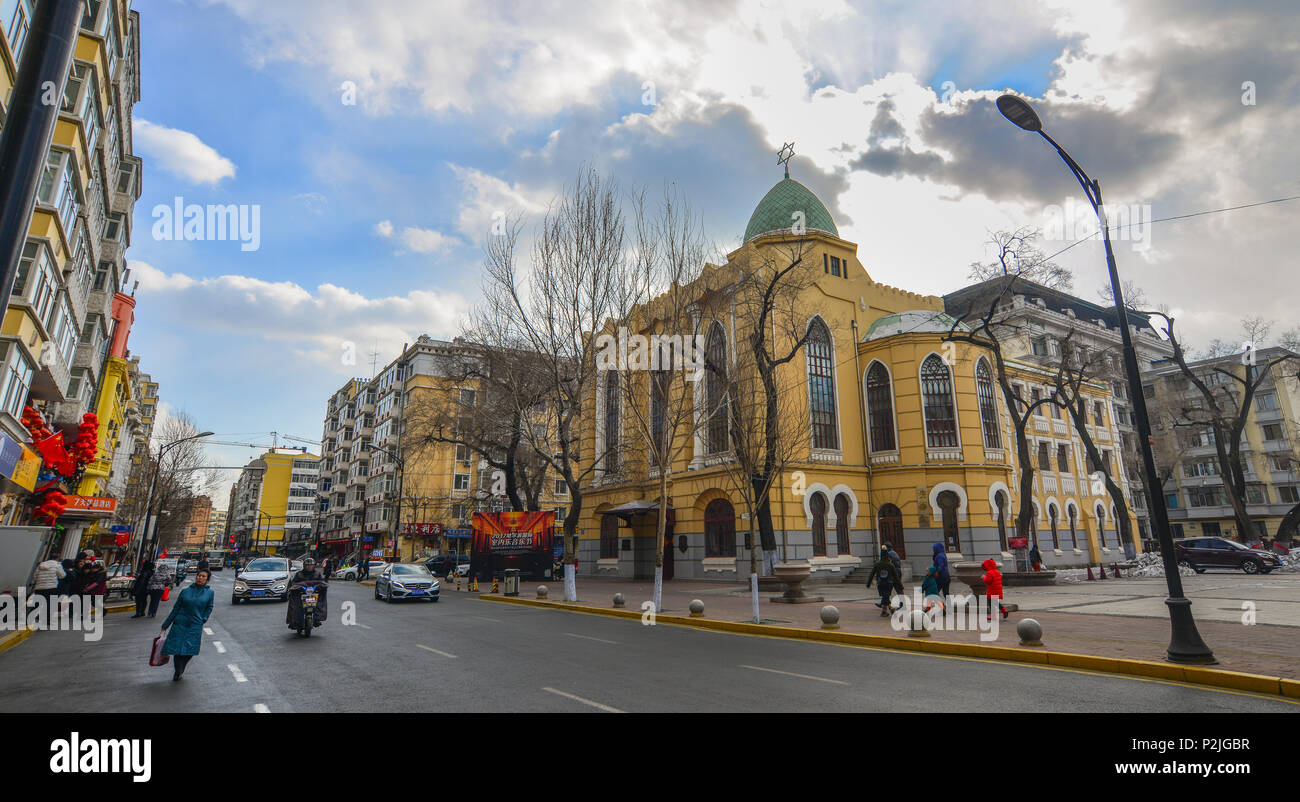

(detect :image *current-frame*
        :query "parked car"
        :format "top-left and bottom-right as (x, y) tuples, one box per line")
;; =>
(1174, 537), (1282, 574)
(231, 557), (293, 603)
(423, 553), (469, 576)
(374, 563), (439, 602)
(105, 564), (135, 599)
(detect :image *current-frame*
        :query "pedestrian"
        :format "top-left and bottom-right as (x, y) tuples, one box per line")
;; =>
(132, 561), (155, 618)
(81, 562), (108, 598)
(931, 542), (950, 598)
(981, 558), (1008, 621)
(57, 559), (78, 596)
(883, 542), (902, 576)
(1029, 543), (1043, 572)
(159, 568), (214, 680)
(30, 556), (65, 608)
(866, 551), (901, 617)
(146, 559), (173, 617)
(197, 557), (210, 574)
(921, 564), (945, 613)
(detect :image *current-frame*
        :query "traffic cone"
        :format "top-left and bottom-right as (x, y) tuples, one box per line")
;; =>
(1096, 563), (1105, 580)
(470, 576), (479, 593)
(1112, 564), (1121, 579)
(491, 577), (499, 594)
(1086, 565), (1095, 581)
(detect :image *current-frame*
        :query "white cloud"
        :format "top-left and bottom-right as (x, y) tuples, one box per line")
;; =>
(374, 220), (456, 254)
(374, 220), (394, 238)
(448, 165), (550, 245)
(134, 119), (237, 185)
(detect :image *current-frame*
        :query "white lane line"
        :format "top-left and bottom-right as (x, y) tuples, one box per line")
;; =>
(416, 644), (457, 659)
(737, 664), (850, 685)
(204, 627), (214, 635)
(253, 704), (270, 713)
(564, 632), (619, 644)
(228, 664), (248, 683)
(213, 641), (227, 654)
(542, 687), (624, 713)
(470, 615), (501, 623)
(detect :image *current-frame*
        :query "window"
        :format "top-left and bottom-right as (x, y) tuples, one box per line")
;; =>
(650, 369), (667, 461)
(994, 491), (1008, 551)
(1142, 384), (1155, 399)
(1256, 392), (1279, 411)
(554, 479), (567, 496)
(1031, 337), (1048, 357)
(1184, 460), (1219, 478)
(834, 493), (851, 555)
(829, 256), (841, 277)
(3, 0), (34, 59)
(704, 322), (727, 455)
(865, 361), (896, 452)
(453, 473), (470, 491)
(1037, 442), (1050, 471)
(37, 150), (80, 233)
(1202, 522), (1222, 538)
(600, 515), (619, 559)
(920, 355), (957, 449)
(454, 443), (468, 463)
(603, 370), (620, 471)
(1262, 424), (1284, 441)
(459, 388), (475, 407)
(1057, 444), (1070, 473)
(704, 498), (736, 558)
(115, 163), (135, 195)
(1247, 484), (1267, 505)
(1278, 486), (1299, 504)
(1093, 401), (1105, 427)
(805, 319), (837, 450)
(976, 359), (1000, 449)
(0, 343), (34, 418)
(103, 213), (125, 243)
(13, 242), (59, 323)
(937, 490), (961, 553)
(810, 492), (827, 556)
(1066, 504), (1078, 549)
(1188, 487), (1223, 507)
(1048, 504), (1060, 549)
(1031, 387), (1043, 416)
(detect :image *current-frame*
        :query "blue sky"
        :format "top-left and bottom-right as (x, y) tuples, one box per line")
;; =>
(124, 0), (1300, 500)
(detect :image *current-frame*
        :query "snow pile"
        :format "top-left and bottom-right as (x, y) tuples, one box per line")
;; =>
(1276, 551), (1300, 573)
(1125, 551), (1195, 578)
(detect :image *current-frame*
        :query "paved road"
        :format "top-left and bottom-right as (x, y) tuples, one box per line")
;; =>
(2, 572), (1294, 713)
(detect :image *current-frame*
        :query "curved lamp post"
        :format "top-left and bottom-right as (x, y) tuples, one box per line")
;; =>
(996, 94), (1215, 664)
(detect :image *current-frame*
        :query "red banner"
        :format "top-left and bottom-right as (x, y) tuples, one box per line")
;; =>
(402, 522), (443, 536)
(471, 511), (555, 554)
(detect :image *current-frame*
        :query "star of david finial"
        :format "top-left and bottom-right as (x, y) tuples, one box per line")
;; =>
(777, 142), (795, 178)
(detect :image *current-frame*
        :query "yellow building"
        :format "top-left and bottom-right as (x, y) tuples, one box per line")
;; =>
(231, 451), (319, 555)
(579, 170), (1139, 580)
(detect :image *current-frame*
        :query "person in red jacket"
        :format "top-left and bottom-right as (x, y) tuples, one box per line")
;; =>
(981, 558), (1008, 621)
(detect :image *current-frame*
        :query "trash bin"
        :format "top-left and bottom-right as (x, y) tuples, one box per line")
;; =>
(503, 568), (520, 597)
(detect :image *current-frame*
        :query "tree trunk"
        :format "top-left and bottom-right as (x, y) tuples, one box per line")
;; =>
(1212, 427), (1254, 539)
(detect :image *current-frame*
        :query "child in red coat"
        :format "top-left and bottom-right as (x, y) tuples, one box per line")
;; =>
(981, 558), (1008, 621)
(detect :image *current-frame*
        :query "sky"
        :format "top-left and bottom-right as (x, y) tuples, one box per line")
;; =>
(126, 0), (1300, 504)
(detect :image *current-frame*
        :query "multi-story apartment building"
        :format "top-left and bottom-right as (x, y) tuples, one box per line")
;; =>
(317, 335), (571, 563)
(182, 494), (211, 549)
(944, 277), (1175, 549)
(230, 451), (319, 556)
(207, 507), (227, 549)
(1145, 346), (1300, 543)
(0, 0), (143, 538)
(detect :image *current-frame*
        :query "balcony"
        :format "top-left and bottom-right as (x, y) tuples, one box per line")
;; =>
(71, 342), (101, 372)
(1033, 418), (1049, 433)
(1061, 475), (1078, 495)
(1052, 419), (1069, 436)
(1255, 407), (1284, 423)
(1042, 474), (1059, 493)
(87, 289), (113, 320)
(1263, 439), (1292, 453)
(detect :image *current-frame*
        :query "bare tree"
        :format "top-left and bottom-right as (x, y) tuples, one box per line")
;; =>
(967, 228), (1073, 292)
(135, 410), (216, 558)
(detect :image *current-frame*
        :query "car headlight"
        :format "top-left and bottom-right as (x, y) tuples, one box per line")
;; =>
(234, 582), (247, 590)
(273, 584), (286, 591)
(392, 581), (406, 589)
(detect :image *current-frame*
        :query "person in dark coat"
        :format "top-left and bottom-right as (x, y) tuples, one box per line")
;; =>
(131, 561), (155, 618)
(931, 542), (951, 598)
(865, 553), (901, 616)
(1029, 543), (1043, 572)
(882, 543), (902, 576)
(286, 557), (328, 628)
(160, 568), (214, 680)
(57, 559), (78, 596)
(146, 560), (173, 617)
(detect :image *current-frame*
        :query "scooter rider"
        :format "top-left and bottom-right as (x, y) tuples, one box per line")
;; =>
(286, 557), (328, 629)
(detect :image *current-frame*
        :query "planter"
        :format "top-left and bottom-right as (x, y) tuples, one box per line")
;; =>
(953, 561), (989, 595)
(770, 562), (823, 604)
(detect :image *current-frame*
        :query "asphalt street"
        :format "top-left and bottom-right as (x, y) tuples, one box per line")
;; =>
(2, 571), (1295, 713)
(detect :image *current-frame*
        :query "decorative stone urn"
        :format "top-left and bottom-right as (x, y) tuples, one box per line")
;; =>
(770, 562), (823, 604)
(953, 562), (989, 595)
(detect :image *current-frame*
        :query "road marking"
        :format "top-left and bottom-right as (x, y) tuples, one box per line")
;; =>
(470, 615), (501, 623)
(542, 687), (624, 713)
(253, 704), (270, 713)
(416, 644), (457, 659)
(213, 641), (226, 654)
(564, 632), (619, 644)
(204, 627), (214, 635)
(358, 623), (372, 629)
(228, 664), (248, 683)
(738, 664), (850, 685)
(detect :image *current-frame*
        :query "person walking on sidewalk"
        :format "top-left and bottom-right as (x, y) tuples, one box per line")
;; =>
(30, 557), (65, 608)
(981, 558), (1008, 621)
(132, 561), (155, 618)
(1029, 543), (1043, 572)
(146, 560), (173, 617)
(866, 551), (902, 616)
(160, 568), (214, 681)
(931, 542), (950, 598)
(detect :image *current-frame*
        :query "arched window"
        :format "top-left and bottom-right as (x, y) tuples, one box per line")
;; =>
(649, 370), (668, 466)
(878, 503), (905, 559)
(834, 493), (851, 555)
(938, 490), (961, 553)
(865, 361), (895, 452)
(806, 319), (838, 450)
(603, 371), (619, 472)
(1096, 504), (1108, 548)
(810, 492), (828, 556)
(994, 490), (1009, 551)
(976, 358), (1001, 449)
(921, 354), (958, 449)
(1067, 504), (1078, 549)
(600, 514), (619, 559)
(705, 323), (728, 455)
(1049, 503), (1060, 550)
(704, 498), (736, 558)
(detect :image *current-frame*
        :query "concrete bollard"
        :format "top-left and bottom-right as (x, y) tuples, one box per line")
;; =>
(819, 605), (840, 630)
(537, 585), (548, 600)
(907, 609), (931, 638)
(1017, 617), (1043, 647)
(613, 593), (625, 608)
(688, 599), (705, 617)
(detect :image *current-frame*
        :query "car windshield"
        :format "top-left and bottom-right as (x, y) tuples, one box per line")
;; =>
(393, 565), (431, 576)
(245, 559), (288, 571)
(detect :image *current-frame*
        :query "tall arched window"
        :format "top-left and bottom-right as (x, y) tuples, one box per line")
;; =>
(704, 498), (736, 558)
(1049, 503), (1060, 549)
(1097, 504), (1110, 548)
(806, 319), (838, 450)
(705, 323), (728, 455)
(1067, 504), (1078, 549)
(810, 492), (828, 556)
(938, 490), (961, 552)
(878, 503), (905, 559)
(603, 370), (620, 472)
(834, 493), (851, 555)
(865, 361), (895, 452)
(994, 490), (1009, 551)
(649, 370), (668, 466)
(976, 358), (1001, 449)
(921, 354), (958, 449)
(600, 514), (619, 559)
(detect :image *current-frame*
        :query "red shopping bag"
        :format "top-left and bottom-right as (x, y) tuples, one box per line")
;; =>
(149, 634), (170, 667)
(162, 586), (170, 601)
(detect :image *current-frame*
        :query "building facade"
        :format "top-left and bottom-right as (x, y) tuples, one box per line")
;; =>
(230, 451), (319, 556)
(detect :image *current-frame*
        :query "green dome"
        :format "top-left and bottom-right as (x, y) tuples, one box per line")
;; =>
(863, 311), (970, 342)
(743, 178), (838, 243)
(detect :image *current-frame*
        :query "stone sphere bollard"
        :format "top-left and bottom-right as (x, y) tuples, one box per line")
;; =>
(1017, 617), (1043, 647)
(613, 593), (625, 608)
(536, 585), (548, 600)
(688, 599), (705, 617)
(907, 609), (931, 637)
(820, 605), (840, 630)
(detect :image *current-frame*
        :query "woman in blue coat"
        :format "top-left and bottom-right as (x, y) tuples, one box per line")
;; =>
(931, 542), (951, 598)
(160, 568), (214, 681)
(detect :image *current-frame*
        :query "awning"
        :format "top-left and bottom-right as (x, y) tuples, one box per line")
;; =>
(602, 501), (674, 525)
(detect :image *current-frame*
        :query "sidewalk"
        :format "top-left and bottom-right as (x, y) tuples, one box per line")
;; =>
(465, 575), (1300, 680)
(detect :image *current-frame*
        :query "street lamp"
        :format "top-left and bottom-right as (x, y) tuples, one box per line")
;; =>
(367, 443), (404, 562)
(135, 430), (214, 565)
(996, 94), (1215, 664)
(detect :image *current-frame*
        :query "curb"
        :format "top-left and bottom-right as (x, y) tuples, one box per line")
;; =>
(478, 594), (1298, 700)
(0, 627), (35, 654)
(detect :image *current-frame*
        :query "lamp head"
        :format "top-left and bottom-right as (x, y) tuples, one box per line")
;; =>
(996, 94), (1042, 132)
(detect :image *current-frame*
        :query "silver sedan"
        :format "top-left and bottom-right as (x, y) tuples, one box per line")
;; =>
(374, 563), (440, 602)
